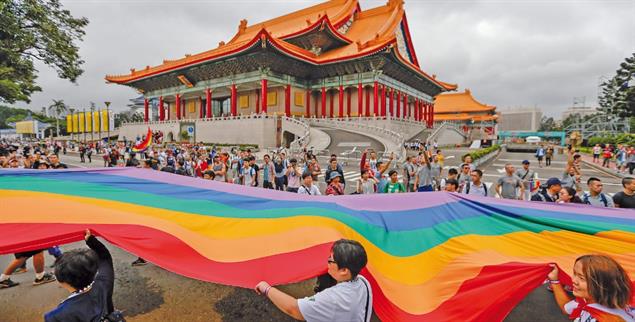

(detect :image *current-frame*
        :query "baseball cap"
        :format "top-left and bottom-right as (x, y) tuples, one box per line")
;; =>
(328, 172), (342, 180)
(546, 178), (561, 187)
(522, 160), (530, 165)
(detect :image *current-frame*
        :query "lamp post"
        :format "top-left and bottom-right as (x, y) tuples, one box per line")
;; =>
(105, 101), (111, 144)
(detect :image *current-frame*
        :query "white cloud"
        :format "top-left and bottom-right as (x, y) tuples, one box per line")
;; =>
(15, 0), (635, 118)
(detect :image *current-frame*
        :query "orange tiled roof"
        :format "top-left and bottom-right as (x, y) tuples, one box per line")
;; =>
(105, 0), (455, 91)
(434, 89), (496, 113)
(434, 113), (498, 122)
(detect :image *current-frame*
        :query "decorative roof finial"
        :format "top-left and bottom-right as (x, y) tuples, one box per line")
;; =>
(219, 41), (225, 47)
(238, 19), (248, 33)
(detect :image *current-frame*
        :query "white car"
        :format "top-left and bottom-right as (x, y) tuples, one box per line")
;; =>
(525, 136), (541, 144)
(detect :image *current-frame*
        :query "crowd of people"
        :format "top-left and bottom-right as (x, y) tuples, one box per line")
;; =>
(1, 139), (634, 209)
(0, 138), (634, 321)
(591, 143), (635, 174)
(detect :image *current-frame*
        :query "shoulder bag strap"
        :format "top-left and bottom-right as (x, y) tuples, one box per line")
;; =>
(361, 277), (371, 322)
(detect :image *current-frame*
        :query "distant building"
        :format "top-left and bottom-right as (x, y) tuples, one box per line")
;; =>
(561, 106), (599, 120)
(434, 89), (498, 139)
(498, 107), (542, 132)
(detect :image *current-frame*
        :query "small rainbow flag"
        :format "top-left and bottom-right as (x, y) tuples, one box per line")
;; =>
(0, 168), (633, 321)
(131, 128), (152, 153)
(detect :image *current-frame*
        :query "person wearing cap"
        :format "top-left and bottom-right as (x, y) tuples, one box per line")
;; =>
(37, 160), (50, 169)
(326, 172), (345, 196)
(531, 178), (562, 202)
(515, 160), (536, 201)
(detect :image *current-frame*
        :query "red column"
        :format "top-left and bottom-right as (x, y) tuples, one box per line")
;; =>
(403, 94), (408, 119)
(430, 103), (435, 127)
(166, 99), (170, 120)
(206, 88), (212, 118)
(396, 91), (401, 118)
(261, 79), (268, 114)
(389, 88), (394, 117)
(373, 81), (379, 116)
(365, 87), (370, 117)
(357, 83), (363, 116)
(338, 85), (344, 118)
(158, 96), (164, 121)
(329, 90), (334, 118)
(284, 84), (291, 117)
(380, 85), (386, 116)
(423, 102), (428, 124)
(230, 84), (237, 116)
(143, 98), (149, 122)
(175, 94), (181, 120)
(199, 97), (203, 119)
(414, 99), (418, 121)
(321, 87), (326, 117)
(346, 88), (352, 117)
(306, 89), (311, 117)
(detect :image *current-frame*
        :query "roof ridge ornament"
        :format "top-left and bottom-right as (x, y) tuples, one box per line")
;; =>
(238, 19), (248, 33)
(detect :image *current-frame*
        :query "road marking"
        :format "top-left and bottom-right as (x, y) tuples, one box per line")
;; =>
(337, 142), (371, 147)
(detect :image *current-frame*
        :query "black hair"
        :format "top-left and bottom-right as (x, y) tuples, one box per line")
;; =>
(445, 179), (458, 188)
(144, 160), (152, 167)
(331, 239), (367, 279)
(302, 172), (312, 179)
(360, 169), (369, 176)
(448, 168), (458, 175)
(388, 169), (398, 176)
(471, 169), (483, 177)
(622, 177), (634, 188)
(53, 249), (99, 290)
(587, 177), (601, 185)
(203, 170), (215, 179)
(289, 158), (297, 163)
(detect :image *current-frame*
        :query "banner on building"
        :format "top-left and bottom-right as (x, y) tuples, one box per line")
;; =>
(78, 112), (85, 133)
(15, 121), (35, 134)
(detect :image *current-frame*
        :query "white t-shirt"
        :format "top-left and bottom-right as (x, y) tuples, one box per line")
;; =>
(298, 184), (321, 195)
(298, 276), (372, 322)
(564, 300), (635, 322)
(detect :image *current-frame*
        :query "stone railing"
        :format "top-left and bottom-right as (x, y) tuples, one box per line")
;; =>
(302, 116), (405, 161)
(122, 113), (275, 126)
(281, 116), (311, 152)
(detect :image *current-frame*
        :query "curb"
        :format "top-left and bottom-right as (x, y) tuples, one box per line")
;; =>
(581, 159), (626, 179)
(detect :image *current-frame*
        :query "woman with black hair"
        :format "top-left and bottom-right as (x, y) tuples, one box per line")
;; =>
(45, 229), (121, 322)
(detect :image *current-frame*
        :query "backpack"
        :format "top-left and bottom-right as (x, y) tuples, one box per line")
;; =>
(465, 182), (487, 196)
(583, 193), (608, 207)
(274, 161), (285, 174)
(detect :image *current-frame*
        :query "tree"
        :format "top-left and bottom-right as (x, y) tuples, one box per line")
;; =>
(48, 99), (68, 136)
(599, 53), (635, 118)
(539, 116), (560, 131)
(0, 0), (88, 103)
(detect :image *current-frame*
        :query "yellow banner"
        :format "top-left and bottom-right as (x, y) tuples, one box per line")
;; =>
(66, 115), (73, 133)
(86, 112), (92, 132)
(15, 121), (35, 134)
(93, 111), (100, 132)
(78, 112), (85, 133)
(101, 110), (109, 132)
(72, 114), (79, 133)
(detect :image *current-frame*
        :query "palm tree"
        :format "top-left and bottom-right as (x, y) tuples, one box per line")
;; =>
(48, 99), (68, 136)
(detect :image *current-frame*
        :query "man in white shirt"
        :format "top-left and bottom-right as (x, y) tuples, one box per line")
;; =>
(298, 173), (322, 195)
(255, 239), (372, 322)
(462, 169), (488, 197)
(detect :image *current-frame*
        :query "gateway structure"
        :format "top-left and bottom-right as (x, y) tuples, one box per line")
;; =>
(106, 0), (455, 146)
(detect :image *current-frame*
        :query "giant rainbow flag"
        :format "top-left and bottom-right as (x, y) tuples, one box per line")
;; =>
(0, 168), (633, 321)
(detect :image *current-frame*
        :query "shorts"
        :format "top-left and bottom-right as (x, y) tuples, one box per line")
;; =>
(286, 187), (299, 193)
(536, 156), (543, 161)
(417, 185), (434, 192)
(15, 249), (45, 259)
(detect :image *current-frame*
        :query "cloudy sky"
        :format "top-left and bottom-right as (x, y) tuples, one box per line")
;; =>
(17, 0), (635, 118)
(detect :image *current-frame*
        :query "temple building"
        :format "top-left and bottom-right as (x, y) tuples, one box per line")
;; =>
(433, 89), (497, 137)
(106, 0), (455, 129)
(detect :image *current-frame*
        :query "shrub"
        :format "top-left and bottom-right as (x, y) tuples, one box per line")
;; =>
(464, 144), (501, 162)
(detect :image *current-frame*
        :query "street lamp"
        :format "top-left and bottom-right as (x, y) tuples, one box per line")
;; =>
(105, 101), (111, 144)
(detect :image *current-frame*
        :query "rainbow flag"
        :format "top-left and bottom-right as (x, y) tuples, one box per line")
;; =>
(131, 128), (152, 153)
(0, 168), (633, 321)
